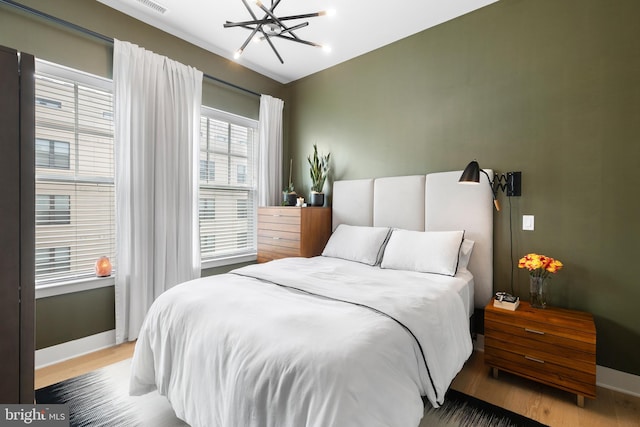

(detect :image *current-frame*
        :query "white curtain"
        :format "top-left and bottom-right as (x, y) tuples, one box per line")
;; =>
(113, 40), (203, 343)
(258, 94), (284, 206)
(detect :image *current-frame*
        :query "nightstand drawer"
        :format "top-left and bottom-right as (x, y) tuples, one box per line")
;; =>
(484, 319), (595, 359)
(485, 309), (594, 346)
(485, 346), (596, 398)
(485, 329), (595, 374)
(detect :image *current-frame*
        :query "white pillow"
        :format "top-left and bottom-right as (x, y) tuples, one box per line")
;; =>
(381, 229), (465, 276)
(322, 225), (391, 266)
(458, 239), (475, 271)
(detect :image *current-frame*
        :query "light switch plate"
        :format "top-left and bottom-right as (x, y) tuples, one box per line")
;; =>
(522, 215), (535, 231)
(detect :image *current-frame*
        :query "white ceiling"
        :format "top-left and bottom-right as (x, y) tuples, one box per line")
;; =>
(97, 0), (499, 84)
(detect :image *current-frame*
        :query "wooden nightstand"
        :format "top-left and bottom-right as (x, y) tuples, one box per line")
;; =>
(257, 206), (332, 263)
(484, 299), (596, 407)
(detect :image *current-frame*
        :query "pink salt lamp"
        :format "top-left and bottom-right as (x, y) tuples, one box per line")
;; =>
(95, 256), (112, 277)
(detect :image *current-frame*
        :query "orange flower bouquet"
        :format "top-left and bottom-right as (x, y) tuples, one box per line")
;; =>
(519, 253), (563, 308)
(518, 253), (563, 278)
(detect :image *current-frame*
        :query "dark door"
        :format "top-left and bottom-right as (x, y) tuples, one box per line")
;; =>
(0, 45), (35, 404)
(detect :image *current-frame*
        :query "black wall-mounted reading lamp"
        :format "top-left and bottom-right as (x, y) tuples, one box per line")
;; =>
(458, 160), (521, 211)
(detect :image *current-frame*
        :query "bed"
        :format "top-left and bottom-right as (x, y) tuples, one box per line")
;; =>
(129, 170), (494, 427)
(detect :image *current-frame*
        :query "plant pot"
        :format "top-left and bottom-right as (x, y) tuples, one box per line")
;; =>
(283, 191), (297, 206)
(309, 192), (324, 207)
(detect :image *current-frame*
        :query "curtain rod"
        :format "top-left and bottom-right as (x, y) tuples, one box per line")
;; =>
(1, 0), (262, 98)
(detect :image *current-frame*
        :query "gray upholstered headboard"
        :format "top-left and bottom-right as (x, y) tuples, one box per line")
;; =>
(332, 171), (494, 309)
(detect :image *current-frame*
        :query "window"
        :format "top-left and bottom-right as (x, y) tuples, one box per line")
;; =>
(36, 97), (62, 109)
(237, 199), (248, 219)
(36, 194), (70, 225)
(36, 247), (71, 275)
(237, 164), (247, 184)
(35, 60), (115, 285)
(35, 138), (70, 169)
(200, 198), (215, 220)
(201, 236), (216, 254)
(237, 232), (248, 248)
(200, 159), (215, 181)
(199, 107), (258, 260)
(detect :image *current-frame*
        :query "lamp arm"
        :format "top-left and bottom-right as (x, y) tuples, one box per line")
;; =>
(480, 169), (501, 211)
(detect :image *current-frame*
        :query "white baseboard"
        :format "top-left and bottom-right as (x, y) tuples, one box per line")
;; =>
(35, 329), (116, 369)
(597, 365), (640, 398)
(473, 333), (640, 398)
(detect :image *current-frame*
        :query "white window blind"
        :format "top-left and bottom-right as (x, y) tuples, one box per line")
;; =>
(199, 107), (258, 261)
(34, 60), (115, 286)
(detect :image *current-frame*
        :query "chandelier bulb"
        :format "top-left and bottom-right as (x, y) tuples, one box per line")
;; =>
(319, 9), (336, 17)
(234, 49), (243, 59)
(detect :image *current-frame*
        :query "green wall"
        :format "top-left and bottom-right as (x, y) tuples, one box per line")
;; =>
(284, 0), (640, 376)
(35, 287), (115, 349)
(0, 0), (283, 350)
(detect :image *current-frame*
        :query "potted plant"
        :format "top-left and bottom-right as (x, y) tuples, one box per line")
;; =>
(282, 158), (297, 206)
(307, 144), (331, 206)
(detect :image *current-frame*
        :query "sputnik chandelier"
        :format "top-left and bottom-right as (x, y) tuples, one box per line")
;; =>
(224, 0), (333, 64)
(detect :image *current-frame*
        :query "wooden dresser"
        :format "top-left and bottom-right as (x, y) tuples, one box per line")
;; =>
(484, 299), (596, 407)
(257, 207), (332, 263)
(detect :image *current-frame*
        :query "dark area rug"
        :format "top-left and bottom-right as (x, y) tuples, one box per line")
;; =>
(37, 359), (547, 427)
(421, 388), (548, 427)
(36, 360), (186, 427)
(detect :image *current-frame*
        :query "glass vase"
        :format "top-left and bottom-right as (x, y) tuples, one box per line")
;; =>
(529, 276), (549, 309)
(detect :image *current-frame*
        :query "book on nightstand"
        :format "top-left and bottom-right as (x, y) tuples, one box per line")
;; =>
(493, 293), (520, 311)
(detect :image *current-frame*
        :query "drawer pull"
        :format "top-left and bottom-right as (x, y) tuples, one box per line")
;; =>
(525, 328), (545, 335)
(272, 237), (281, 240)
(272, 214), (281, 217)
(525, 355), (545, 364)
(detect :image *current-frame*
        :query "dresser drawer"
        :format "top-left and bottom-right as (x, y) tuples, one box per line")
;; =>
(258, 228), (300, 242)
(257, 221), (301, 234)
(258, 235), (300, 250)
(257, 245), (300, 263)
(258, 207), (301, 222)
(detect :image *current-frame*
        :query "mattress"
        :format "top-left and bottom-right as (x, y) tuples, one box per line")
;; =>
(451, 268), (474, 318)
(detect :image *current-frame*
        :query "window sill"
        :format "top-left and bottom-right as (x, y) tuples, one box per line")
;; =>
(201, 253), (257, 270)
(36, 275), (115, 299)
(35, 253), (258, 299)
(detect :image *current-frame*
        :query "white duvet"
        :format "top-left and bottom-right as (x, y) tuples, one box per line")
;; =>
(130, 256), (473, 427)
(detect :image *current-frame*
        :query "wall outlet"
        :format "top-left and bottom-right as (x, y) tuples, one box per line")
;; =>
(522, 215), (534, 231)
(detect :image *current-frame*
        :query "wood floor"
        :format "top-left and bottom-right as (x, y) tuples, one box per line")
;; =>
(451, 351), (640, 427)
(36, 344), (640, 427)
(35, 341), (136, 390)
